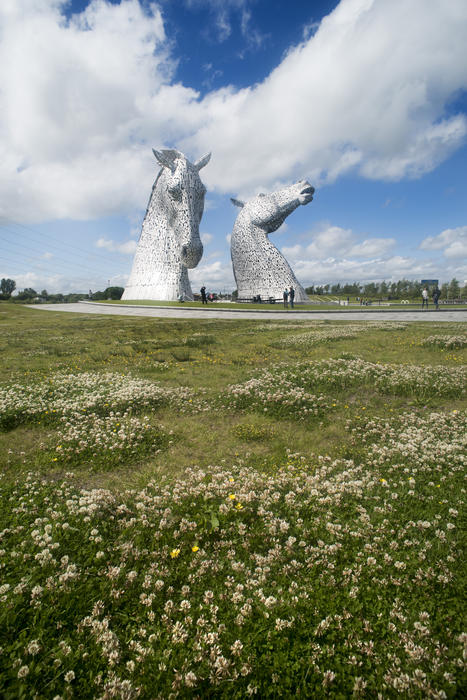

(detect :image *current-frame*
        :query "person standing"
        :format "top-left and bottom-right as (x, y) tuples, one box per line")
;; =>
(289, 286), (295, 309)
(200, 286), (207, 304)
(432, 286), (440, 310)
(421, 287), (429, 310)
(283, 288), (289, 308)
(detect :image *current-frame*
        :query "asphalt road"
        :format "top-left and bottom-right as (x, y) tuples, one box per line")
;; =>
(28, 301), (467, 322)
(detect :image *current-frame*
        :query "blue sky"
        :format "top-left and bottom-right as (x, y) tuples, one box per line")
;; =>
(1, 0), (467, 294)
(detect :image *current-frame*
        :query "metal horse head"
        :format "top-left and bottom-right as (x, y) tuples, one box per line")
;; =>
(230, 180), (314, 303)
(231, 180), (314, 235)
(152, 149), (210, 268)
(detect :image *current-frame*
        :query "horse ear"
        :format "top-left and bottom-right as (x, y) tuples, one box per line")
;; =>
(231, 198), (245, 208)
(194, 152), (211, 171)
(152, 149), (175, 172)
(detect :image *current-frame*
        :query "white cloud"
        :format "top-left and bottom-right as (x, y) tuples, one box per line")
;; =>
(189, 0), (467, 194)
(7, 268), (129, 295)
(189, 259), (235, 290)
(201, 232), (213, 245)
(277, 225), (445, 287)
(184, 0), (259, 44)
(282, 225), (395, 261)
(290, 255), (445, 287)
(0, 0), (198, 222)
(349, 237), (396, 258)
(419, 226), (467, 259)
(0, 0), (467, 223)
(96, 237), (137, 255)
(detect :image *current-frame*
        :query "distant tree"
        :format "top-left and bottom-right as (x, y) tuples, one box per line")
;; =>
(64, 293), (87, 303)
(331, 283), (341, 294)
(379, 280), (388, 296)
(104, 286), (124, 300)
(441, 282), (449, 299)
(1, 278), (16, 298)
(49, 293), (65, 303)
(305, 285), (314, 295)
(448, 278), (460, 299)
(16, 288), (37, 300)
(40, 289), (49, 299)
(460, 283), (467, 299)
(363, 282), (378, 297)
(342, 282), (360, 295)
(231, 289), (238, 300)
(92, 290), (107, 301)
(323, 284), (330, 294)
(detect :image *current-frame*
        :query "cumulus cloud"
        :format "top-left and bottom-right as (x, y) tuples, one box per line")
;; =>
(96, 237), (137, 254)
(189, 259), (235, 289)
(0, 0), (198, 222)
(288, 254), (448, 288)
(419, 226), (467, 259)
(282, 225), (395, 261)
(192, 0), (467, 195)
(0, 0), (467, 223)
(277, 224), (439, 286)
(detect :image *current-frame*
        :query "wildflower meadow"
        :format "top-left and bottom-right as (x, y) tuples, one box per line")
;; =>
(0, 305), (466, 698)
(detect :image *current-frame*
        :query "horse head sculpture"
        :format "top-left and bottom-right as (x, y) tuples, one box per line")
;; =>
(230, 180), (315, 303)
(122, 148), (211, 301)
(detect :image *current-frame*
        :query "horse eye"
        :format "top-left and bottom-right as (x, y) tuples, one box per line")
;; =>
(168, 183), (183, 199)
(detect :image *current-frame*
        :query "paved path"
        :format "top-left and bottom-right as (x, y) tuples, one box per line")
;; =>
(29, 301), (467, 322)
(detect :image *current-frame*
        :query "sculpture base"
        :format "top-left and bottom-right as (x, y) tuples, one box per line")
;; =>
(121, 285), (193, 302)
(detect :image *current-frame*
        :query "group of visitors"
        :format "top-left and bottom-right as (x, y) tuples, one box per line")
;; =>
(283, 286), (295, 308)
(422, 286), (440, 310)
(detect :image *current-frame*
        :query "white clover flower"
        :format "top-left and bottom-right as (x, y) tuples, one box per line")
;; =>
(26, 640), (41, 656)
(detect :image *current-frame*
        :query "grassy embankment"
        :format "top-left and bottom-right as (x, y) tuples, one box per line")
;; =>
(93, 296), (467, 311)
(0, 303), (466, 698)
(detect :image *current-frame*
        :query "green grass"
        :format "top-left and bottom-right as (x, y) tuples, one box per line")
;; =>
(0, 303), (466, 698)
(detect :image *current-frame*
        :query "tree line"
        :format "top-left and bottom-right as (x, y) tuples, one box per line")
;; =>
(0, 280), (124, 302)
(305, 278), (466, 299)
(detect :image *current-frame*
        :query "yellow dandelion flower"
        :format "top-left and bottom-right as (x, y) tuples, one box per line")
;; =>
(170, 548), (180, 559)
(235, 503), (243, 510)
(191, 545), (199, 553)
(229, 494), (236, 500)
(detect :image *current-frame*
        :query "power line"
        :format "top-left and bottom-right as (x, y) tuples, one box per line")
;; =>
(0, 218), (121, 266)
(0, 235), (114, 279)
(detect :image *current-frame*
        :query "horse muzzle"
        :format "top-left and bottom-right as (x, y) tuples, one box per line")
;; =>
(298, 182), (314, 205)
(181, 241), (203, 268)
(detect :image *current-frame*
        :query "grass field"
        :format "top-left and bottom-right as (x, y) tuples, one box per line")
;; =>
(1, 303), (466, 698)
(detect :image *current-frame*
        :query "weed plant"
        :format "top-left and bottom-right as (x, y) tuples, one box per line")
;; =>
(0, 303), (466, 697)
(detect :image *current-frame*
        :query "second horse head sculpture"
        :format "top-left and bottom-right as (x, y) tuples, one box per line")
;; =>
(230, 180), (314, 302)
(122, 148), (211, 301)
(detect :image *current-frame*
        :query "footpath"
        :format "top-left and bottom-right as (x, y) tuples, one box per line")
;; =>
(28, 301), (467, 323)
